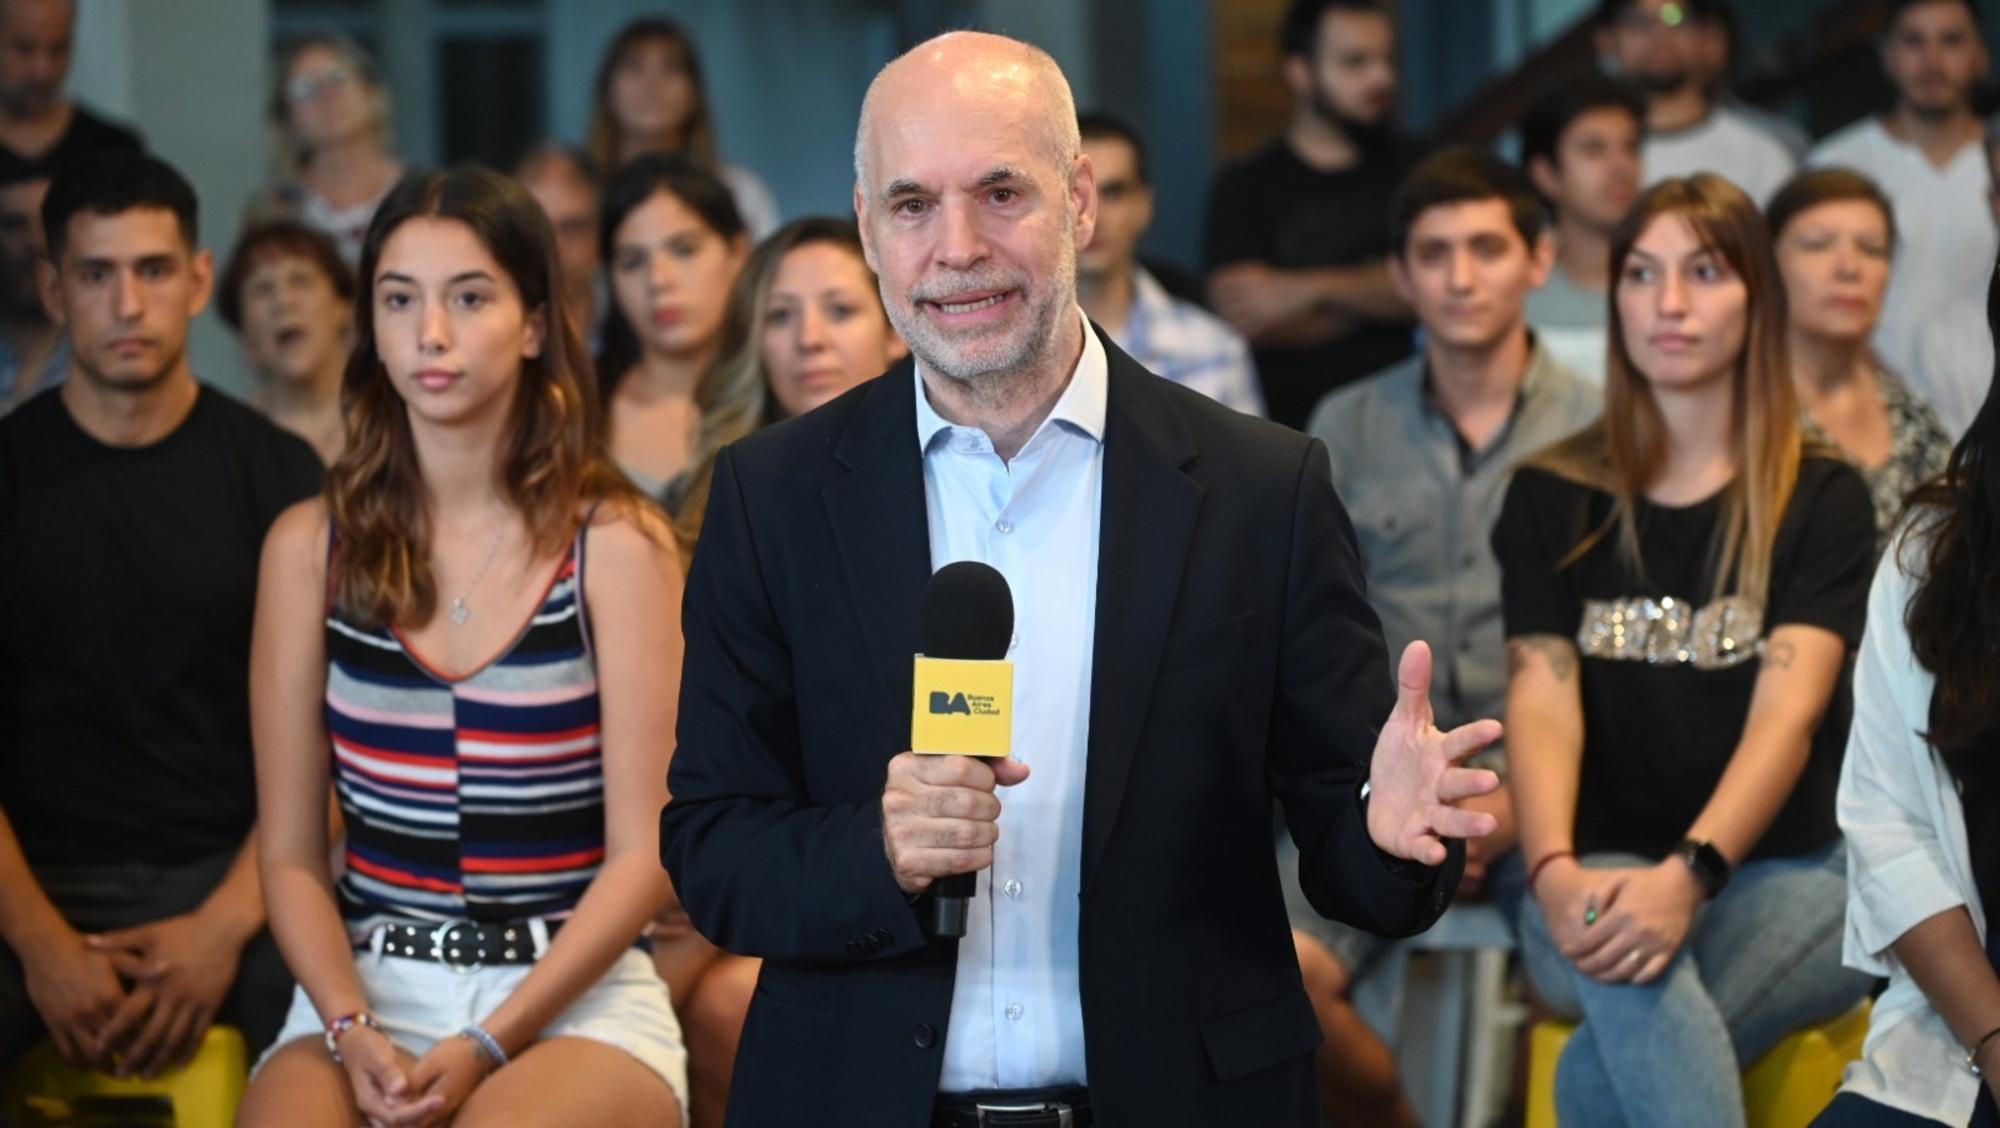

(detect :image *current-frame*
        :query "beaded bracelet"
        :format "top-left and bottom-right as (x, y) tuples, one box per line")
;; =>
(323, 1012), (382, 1065)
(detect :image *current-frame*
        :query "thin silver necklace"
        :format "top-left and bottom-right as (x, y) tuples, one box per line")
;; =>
(448, 523), (508, 627)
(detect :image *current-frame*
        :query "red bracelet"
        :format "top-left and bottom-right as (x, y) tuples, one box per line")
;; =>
(1528, 850), (1577, 894)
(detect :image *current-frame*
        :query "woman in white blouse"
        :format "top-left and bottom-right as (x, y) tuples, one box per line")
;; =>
(1821, 265), (2000, 1127)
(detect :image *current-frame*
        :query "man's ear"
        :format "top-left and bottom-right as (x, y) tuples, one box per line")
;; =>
(37, 257), (61, 327)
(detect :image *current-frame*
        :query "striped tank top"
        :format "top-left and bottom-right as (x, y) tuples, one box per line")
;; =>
(324, 522), (605, 928)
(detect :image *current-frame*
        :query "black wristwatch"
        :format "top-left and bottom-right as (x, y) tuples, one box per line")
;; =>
(1676, 838), (1732, 898)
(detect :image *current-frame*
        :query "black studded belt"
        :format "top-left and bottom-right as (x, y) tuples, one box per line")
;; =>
(366, 918), (560, 972)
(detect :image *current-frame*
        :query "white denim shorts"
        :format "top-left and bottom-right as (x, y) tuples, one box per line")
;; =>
(257, 943), (687, 1119)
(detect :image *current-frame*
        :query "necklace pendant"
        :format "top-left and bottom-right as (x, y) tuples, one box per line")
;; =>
(449, 596), (470, 627)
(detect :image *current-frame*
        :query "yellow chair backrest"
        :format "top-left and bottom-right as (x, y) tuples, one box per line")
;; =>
(1526, 1001), (1870, 1128)
(0, 1024), (248, 1128)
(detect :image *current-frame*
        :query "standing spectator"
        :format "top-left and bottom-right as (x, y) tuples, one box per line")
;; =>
(1768, 169), (1951, 543)
(1810, 0), (1995, 395)
(249, 33), (403, 267)
(1078, 112), (1262, 416)
(1597, 0), (1797, 204)
(1203, 0), (1418, 428)
(588, 19), (778, 239)
(0, 151), (318, 1073)
(238, 165), (687, 1128)
(515, 142), (603, 350)
(1301, 146), (1601, 1124)
(1522, 74), (1648, 383)
(596, 154), (750, 515)
(0, 168), (59, 411)
(216, 220), (355, 465)
(0, 0), (140, 184)
(1497, 174), (1875, 1128)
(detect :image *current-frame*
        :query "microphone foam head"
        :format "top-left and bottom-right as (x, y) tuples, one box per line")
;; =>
(920, 560), (1014, 660)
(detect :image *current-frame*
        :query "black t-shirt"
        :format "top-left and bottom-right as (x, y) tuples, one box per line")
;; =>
(1490, 456), (1875, 862)
(1201, 136), (1419, 429)
(0, 385), (321, 865)
(0, 104), (142, 184)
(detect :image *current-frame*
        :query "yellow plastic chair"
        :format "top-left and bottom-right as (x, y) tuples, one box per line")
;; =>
(1527, 1001), (1869, 1128)
(0, 1024), (248, 1127)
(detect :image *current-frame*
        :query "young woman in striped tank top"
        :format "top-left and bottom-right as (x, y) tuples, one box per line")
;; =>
(237, 166), (689, 1126)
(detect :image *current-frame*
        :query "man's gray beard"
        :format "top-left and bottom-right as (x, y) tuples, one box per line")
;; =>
(891, 263), (1076, 397)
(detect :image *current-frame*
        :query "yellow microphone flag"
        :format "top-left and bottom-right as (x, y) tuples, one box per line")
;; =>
(910, 656), (1013, 758)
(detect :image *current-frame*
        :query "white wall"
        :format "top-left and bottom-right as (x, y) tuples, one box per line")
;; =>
(70, 0), (269, 397)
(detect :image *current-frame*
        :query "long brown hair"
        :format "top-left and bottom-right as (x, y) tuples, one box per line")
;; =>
(587, 19), (718, 176)
(1530, 174), (1802, 605)
(326, 165), (642, 627)
(1906, 260), (2000, 766)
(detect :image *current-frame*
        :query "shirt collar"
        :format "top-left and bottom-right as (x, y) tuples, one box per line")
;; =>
(913, 306), (1109, 453)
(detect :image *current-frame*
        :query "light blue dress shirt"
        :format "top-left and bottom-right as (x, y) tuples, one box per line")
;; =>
(917, 311), (1106, 1091)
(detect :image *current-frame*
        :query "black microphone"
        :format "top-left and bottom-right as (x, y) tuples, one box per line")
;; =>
(917, 561), (1014, 939)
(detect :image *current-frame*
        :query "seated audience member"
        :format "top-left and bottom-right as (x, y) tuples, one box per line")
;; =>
(1908, 123), (2000, 441)
(0, 151), (318, 1072)
(1597, 0), (1796, 204)
(249, 33), (403, 266)
(1076, 112), (1262, 416)
(1203, 0), (1419, 427)
(0, 0), (140, 183)
(1767, 169), (1951, 542)
(652, 214), (902, 1127)
(1521, 74), (1646, 383)
(217, 219), (355, 464)
(515, 141), (603, 348)
(1809, 0), (1993, 386)
(238, 166), (688, 1128)
(1815, 266), (2000, 1128)
(597, 153), (749, 515)
(1496, 174), (1876, 1128)
(0, 169), (60, 411)
(1299, 147), (1600, 1121)
(588, 19), (778, 238)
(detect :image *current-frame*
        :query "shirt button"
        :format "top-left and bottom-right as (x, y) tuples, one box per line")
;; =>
(1005, 1003), (1023, 1022)
(1462, 552), (1477, 567)
(996, 516), (1014, 534)
(1003, 879), (1022, 899)
(912, 1022), (937, 1048)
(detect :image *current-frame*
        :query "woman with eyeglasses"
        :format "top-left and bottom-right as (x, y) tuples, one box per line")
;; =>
(249, 33), (404, 267)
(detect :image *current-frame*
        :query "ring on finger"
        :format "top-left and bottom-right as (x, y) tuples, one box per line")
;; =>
(1622, 949), (1644, 966)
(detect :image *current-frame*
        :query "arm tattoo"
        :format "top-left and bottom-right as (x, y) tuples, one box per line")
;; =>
(1764, 639), (1797, 670)
(1507, 635), (1577, 683)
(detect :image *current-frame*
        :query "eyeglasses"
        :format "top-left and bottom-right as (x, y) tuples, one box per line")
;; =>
(286, 65), (354, 105)
(1615, 3), (1690, 32)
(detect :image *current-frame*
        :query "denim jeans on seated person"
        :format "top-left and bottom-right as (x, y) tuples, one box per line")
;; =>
(1517, 843), (1870, 1128)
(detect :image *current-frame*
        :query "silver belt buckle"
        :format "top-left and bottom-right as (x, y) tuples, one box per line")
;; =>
(429, 918), (484, 974)
(975, 1102), (1072, 1128)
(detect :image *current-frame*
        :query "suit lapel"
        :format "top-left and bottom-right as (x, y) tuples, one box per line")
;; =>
(1083, 342), (1204, 881)
(822, 362), (932, 743)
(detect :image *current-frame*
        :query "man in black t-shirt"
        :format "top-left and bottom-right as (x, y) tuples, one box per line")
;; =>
(0, 152), (318, 1075)
(1203, 0), (1418, 429)
(0, 0), (141, 184)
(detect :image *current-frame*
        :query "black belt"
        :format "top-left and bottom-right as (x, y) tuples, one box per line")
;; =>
(368, 918), (560, 970)
(933, 1086), (1091, 1128)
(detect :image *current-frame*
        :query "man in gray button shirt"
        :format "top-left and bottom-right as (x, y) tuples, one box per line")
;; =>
(1295, 147), (1600, 1104)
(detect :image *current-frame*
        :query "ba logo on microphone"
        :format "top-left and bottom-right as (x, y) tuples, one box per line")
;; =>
(929, 691), (972, 715)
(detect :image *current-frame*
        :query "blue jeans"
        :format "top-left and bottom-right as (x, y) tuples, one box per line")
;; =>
(1518, 842), (1871, 1128)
